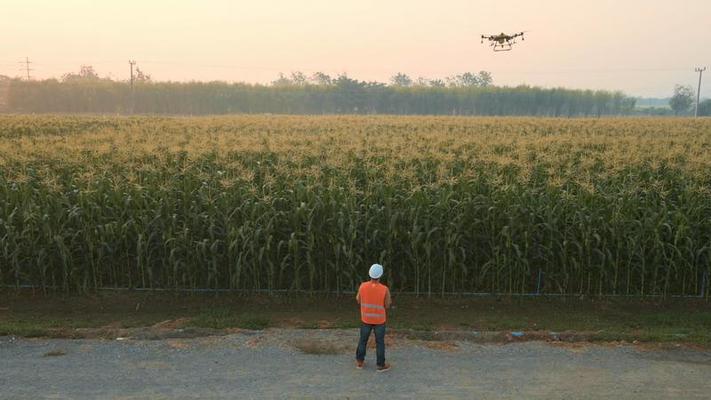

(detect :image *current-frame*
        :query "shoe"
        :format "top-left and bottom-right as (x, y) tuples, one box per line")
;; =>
(376, 363), (391, 372)
(356, 360), (364, 369)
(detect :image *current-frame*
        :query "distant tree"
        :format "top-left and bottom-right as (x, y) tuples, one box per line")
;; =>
(332, 74), (368, 113)
(62, 65), (102, 82)
(446, 72), (478, 87)
(333, 74), (364, 88)
(390, 73), (412, 87)
(699, 99), (711, 117)
(364, 81), (387, 89)
(637, 106), (674, 116)
(669, 85), (695, 115)
(6, 70), (642, 117)
(271, 73), (292, 87)
(459, 72), (481, 87)
(134, 67), (151, 83)
(290, 71), (308, 86)
(478, 71), (493, 87)
(621, 96), (637, 113)
(446, 75), (461, 87)
(311, 72), (333, 86)
(414, 77), (430, 87)
(0, 75), (9, 110)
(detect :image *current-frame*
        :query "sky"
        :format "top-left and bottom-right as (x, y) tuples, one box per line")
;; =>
(1, 0), (709, 97)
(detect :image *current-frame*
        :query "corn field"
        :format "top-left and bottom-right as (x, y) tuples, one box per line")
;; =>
(1, 115), (710, 296)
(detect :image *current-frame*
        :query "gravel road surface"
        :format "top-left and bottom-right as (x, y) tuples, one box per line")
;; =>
(2, 329), (710, 399)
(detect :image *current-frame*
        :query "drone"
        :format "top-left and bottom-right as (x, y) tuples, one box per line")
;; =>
(481, 32), (526, 52)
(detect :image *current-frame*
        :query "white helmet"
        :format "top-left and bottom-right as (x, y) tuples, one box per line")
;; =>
(369, 263), (383, 279)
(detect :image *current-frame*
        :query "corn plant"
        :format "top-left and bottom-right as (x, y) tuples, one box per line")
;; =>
(0, 115), (710, 297)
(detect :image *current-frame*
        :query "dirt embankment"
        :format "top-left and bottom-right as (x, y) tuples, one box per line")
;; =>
(12, 318), (703, 353)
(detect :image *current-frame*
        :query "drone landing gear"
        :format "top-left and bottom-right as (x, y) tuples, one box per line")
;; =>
(493, 43), (513, 52)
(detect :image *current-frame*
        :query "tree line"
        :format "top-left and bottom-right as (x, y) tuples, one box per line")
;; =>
(1, 68), (637, 116)
(667, 84), (711, 116)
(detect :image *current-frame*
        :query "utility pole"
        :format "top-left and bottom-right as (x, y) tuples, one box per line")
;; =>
(129, 60), (136, 89)
(695, 67), (706, 118)
(128, 60), (137, 114)
(19, 57), (32, 80)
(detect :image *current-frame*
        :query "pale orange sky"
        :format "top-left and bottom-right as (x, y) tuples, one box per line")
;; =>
(1, 0), (709, 97)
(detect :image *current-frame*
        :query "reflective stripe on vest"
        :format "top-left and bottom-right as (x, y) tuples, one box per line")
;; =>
(359, 281), (387, 325)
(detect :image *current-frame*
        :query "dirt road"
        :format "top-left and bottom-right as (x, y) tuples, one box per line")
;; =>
(2, 329), (710, 399)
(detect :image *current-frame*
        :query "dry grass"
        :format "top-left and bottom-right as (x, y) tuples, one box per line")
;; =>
(2, 292), (710, 345)
(43, 350), (67, 357)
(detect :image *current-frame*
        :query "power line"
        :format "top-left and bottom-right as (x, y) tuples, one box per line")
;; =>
(19, 57), (32, 80)
(695, 67), (706, 118)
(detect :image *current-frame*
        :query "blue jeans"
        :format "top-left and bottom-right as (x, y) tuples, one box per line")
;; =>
(356, 323), (386, 367)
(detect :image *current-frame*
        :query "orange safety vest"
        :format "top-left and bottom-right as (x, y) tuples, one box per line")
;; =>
(359, 281), (388, 325)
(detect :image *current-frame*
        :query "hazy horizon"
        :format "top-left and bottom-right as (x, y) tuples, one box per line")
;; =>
(1, 0), (709, 97)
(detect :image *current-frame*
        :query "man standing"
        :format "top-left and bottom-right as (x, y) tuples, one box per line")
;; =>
(355, 263), (392, 372)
